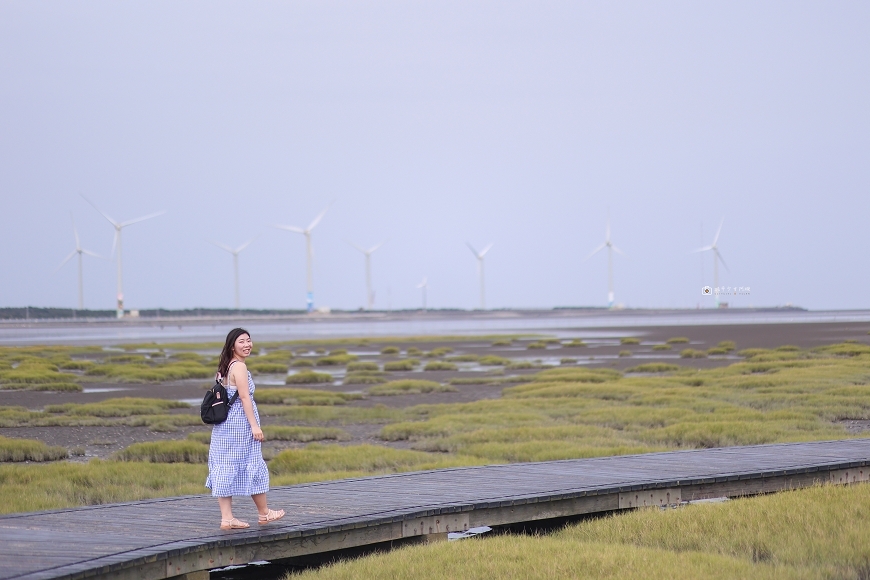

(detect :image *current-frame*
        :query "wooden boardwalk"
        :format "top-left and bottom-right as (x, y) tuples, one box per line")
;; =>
(2, 439), (869, 580)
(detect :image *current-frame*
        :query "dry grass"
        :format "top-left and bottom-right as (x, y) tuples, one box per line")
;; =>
(369, 380), (457, 396)
(255, 388), (359, 406)
(424, 361), (459, 371)
(289, 483), (870, 580)
(0, 436), (68, 462)
(115, 440), (209, 463)
(285, 371), (334, 384)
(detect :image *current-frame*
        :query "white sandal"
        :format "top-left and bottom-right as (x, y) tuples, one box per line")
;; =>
(258, 508), (285, 524)
(220, 517), (250, 530)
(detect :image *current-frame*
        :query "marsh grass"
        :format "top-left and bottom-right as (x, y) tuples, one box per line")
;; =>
(527, 341), (547, 349)
(0, 436), (68, 462)
(291, 359), (315, 368)
(289, 483), (870, 580)
(317, 354), (358, 366)
(620, 337), (640, 345)
(384, 359), (420, 372)
(115, 440), (209, 463)
(448, 376), (527, 386)
(381, 346), (400, 355)
(563, 339), (586, 347)
(344, 371), (387, 385)
(285, 371), (334, 384)
(618, 350), (632, 357)
(263, 426), (351, 442)
(625, 363), (680, 373)
(423, 361), (458, 371)
(680, 348), (707, 359)
(84, 361), (212, 382)
(369, 380), (457, 396)
(259, 404), (404, 424)
(666, 337), (690, 344)
(255, 388), (359, 406)
(347, 362), (379, 372)
(0, 461), (208, 514)
(45, 398), (190, 417)
(479, 356), (511, 366)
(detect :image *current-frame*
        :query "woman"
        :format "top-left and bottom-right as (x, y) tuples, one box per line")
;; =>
(206, 327), (285, 529)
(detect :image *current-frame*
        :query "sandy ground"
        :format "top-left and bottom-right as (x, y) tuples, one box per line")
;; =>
(3, 320), (869, 459)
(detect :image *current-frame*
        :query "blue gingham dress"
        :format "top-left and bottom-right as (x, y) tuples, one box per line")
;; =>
(205, 364), (270, 497)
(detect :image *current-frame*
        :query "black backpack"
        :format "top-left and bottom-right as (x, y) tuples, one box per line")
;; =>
(200, 368), (239, 425)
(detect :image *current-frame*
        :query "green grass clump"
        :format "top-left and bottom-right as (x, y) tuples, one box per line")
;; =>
(186, 432), (211, 444)
(620, 337), (640, 345)
(446, 354), (480, 362)
(291, 359), (315, 367)
(775, 344), (800, 352)
(717, 341), (736, 351)
(0, 360), (81, 391)
(507, 361), (542, 370)
(56, 359), (96, 371)
(0, 460), (207, 514)
(246, 362), (289, 374)
(381, 346), (400, 355)
(285, 371), (334, 385)
(479, 356), (511, 366)
(707, 347), (729, 355)
(527, 341), (547, 349)
(290, 484), (870, 580)
(423, 361), (458, 371)
(448, 376), (526, 386)
(491, 339), (513, 347)
(407, 347), (423, 356)
(45, 398), (190, 417)
(384, 359), (420, 371)
(344, 371), (387, 385)
(255, 388), (358, 406)
(667, 337), (690, 344)
(369, 380), (457, 396)
(329, 349), (348, 356)
(0, 436), (68, 462)
(268, 444), (477, 477)
(652, 344), (672, 351)
(563, 339), (587, 348)
(427, 347), (454, 357)
(618, 350), (632, 357)
(84, 361), (212, 382)
(348, 361), (380, 372)
(317, 354), (359, 366)
(115, 440), (208, 463)
(625, 363), (680, 373)
(680, 348), (707, 359)
(263, 426), (350, 442)
(560, 358), (576, 365)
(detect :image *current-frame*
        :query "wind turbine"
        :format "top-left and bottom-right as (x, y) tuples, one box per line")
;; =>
(276, 205), (330, 313)
(81, 195), (165, 318)
(416, 277), (428, 311)
(56, 214), (103, 310)
(349, 241), (384, 310)
(209, 237), (257, 310)
(693, 218), (729, 307)
(585, 219), (626, 308)
(466, 242), (493, 310)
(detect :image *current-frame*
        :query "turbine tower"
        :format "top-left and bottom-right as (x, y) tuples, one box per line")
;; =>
(585, 219), (626, 308)
(349, 241), (384, 310)
(276, 205), (330, 313)
(82, 195), (165, 318)
(57, 214), (102, 310)
(416, 277), (428, 311)
(466, 242), (493, 310)
(694, 218), (729, 307)
(209, 238), (256, 310)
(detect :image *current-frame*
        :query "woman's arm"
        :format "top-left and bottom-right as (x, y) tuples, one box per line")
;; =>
(230, 362), (264, 442)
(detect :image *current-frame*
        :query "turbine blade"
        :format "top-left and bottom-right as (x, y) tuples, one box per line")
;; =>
(70, 213), (81, 250)
(692, 245), (713, 254)
(209, 240), (235, 253)
(368, 241), (385, 254)
(120, 210), (165, 228)
(308, 205), (330, 231)
(466, 242), (479, 257)
(236, 236), (258, 253)
(56, 251), (77, 271)
(611, 245), (627, 257)
(347, 240), (367, 254)
(713, 218), (724, 246)
(715, 249), (730, 272)
(585, 243), (607, 261)
(479, 243), (494, 257)
(82, 249), (104, 259)
(80, 194), (118, 226)
(276, 224), (304, 233)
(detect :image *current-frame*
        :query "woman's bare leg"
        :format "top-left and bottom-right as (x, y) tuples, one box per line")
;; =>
(252, 493), (268, 516)
(218, 496), (235, 521)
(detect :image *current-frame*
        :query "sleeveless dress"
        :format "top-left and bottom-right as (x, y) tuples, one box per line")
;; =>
(205, 364), (270, 497)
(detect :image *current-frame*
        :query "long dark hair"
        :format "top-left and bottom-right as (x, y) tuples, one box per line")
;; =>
(218, 327), (250, 378)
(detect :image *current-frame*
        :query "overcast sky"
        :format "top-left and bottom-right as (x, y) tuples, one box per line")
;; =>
(2, 2), (868, 312)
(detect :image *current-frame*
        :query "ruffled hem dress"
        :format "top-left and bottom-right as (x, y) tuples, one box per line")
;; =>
(205, 366), (270, 497)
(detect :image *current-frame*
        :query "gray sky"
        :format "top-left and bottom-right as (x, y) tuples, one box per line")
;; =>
(2, 2), (868, 312)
